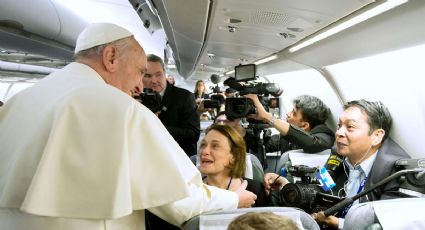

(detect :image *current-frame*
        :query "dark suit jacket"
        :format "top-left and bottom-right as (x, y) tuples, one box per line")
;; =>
(281, 123), (335, 153)
(159, 83), (200, 157)
(246, 123), (335, 165)
(194, 91), (209, 99)
(245, 178), (270, 207)
(331, 138), (411, 215)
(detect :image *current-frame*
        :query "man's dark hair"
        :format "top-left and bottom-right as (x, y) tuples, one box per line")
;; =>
(147, 54), (165, 70)
(344, 99), (392, 141)
(293, 95), (330, 128)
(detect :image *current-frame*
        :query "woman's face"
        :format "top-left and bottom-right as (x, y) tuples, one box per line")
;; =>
(199, 130), (234, 176)
(197, 82), (205, 92)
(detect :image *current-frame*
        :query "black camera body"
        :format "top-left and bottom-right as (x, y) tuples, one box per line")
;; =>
(278, 165), (342, 213)
(202, 79), (226, 109)
(225, 97), (256, 119)
(135, 88), (162, 113)
(224, 81), (282, 119)
(223, 63), (282, 119)
(395, 158), (425, 196)
(203, 94), (226, 109)
(236, 82), (283, 97)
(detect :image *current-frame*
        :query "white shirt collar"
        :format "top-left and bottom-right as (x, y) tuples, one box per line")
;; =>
(159, 83), (167, 97)
(345, 150), (378, 176)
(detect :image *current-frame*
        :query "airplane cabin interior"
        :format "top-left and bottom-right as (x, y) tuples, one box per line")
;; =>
(1, 0), (425, 229)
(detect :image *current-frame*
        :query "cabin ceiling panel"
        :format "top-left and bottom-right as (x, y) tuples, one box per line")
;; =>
(0, 0), (61, 38)
(153, 0), (210, 77)
(285, 0), (425, 70)
(155, 0), (375, 79)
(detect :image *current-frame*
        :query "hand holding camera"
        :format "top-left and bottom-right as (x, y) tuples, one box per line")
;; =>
(134, 88), (162, 113)
(263, 172), (289, 195)
(244, 94), (270, 121)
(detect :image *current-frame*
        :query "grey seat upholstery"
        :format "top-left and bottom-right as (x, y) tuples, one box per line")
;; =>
(182, 207), (320, 230)
(274, 149), (331, 174)
(343, 198), (425, 230)
(274, 149), (293, 174)
(250, 153), (265, 182)
(190, 154), (197, 166)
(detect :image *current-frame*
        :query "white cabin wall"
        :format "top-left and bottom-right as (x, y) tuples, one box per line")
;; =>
(325, 43), (425, 159)
(266, 69), (343, 133)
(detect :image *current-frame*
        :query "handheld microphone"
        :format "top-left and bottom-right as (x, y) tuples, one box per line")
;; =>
(262, 83), (283, 97)
(210, 74), (220, 84)
(324, 148), (344, 179)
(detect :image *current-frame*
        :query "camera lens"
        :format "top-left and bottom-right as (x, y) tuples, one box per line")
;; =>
(282, 187), (298, 205)
(231, 99), (247, 114)
(279, 183), (321, 213)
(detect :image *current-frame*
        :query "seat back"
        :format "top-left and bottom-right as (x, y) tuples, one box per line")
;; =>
(190, 154), (197, 166)
(344, 198), (425, 230)
(182, 207), (320, 230)
(275, 149), (331, 174)
(249, 153), (265, 182)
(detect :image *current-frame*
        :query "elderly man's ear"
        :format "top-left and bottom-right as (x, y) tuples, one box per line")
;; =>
(102, 45), (120, 72)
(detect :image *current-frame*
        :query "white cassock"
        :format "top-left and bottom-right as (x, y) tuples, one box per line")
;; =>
(0, 63), (238, 230)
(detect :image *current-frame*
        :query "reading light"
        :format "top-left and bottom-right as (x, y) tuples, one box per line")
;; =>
(253, 55), (278, 65)
(288, 0), (408, 53)
(207, 53), (215, 59)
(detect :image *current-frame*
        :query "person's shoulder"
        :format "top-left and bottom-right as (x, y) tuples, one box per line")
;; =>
(311, 123), (334, 134)
(167, 85), (195, 101)
(244, 177), (264, 189)
(172, 85), (192, 95)
(379, 138), (411, 159)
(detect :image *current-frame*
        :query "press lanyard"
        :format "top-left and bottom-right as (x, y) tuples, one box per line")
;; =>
(356, 176), (367, 194)
(341, 176), (367, 218)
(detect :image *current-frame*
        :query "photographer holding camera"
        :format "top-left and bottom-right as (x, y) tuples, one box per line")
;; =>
(262, 99), (410, 229)
(245, 94), (335, 157)
(197, 76), (227, 118)
(143, 54), (200, 157)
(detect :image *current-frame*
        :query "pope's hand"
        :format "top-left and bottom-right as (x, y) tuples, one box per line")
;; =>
(235, 180), (257, 208)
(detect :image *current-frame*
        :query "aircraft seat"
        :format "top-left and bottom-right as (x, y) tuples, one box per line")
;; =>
(274, 149), (331, 174)
(343, 198), (425, 230)
(182, 207), (320, 230)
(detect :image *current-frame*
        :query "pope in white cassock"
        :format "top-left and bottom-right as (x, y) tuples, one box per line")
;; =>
(0, 23), (256, 230)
